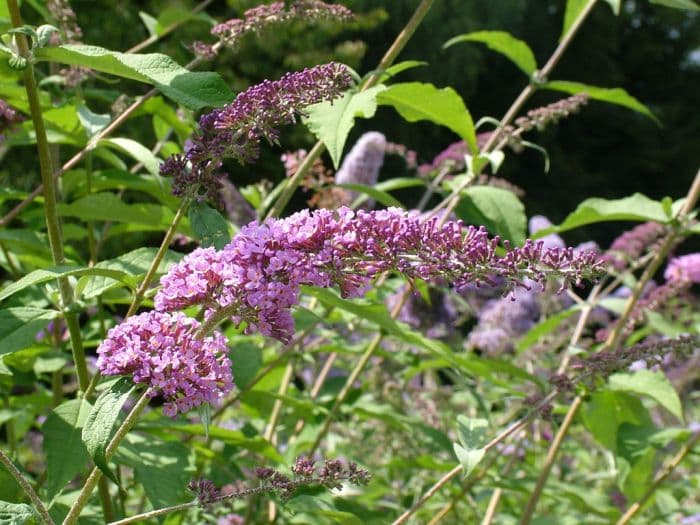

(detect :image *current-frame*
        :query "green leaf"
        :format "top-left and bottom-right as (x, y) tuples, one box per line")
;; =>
(517, 306), (580, 353)
(582, 390), (654, 453)
(605, 0), (622, 14)
(455, 186), (526, 245)
(188, 201), (231, 249)
(444, 30), (537, 76)
(0, 266), (130, 302)
(453, 444), (485, 478)
(153, 7), (201, 35)
(543, 80), (659, 124)
(77, 104), (110, 137)
(336, 183), (403, 208)
(453, 417), (488, 478)
(98, 137), (161, 177)
(609, 370), (684, 422)
(381, 60), (428, 80)
(0, 308), (59, 357)
(77, 247), (182, 300)
(230, 342), (262, 390)
(377, 82), (477, 154)
(303, 85), (387, 168)
(141, 422), (283, 462)
(58, 192), (176, 227)
(535, 193), (670, 236)
(34, 44), (234, 110)
(617, 431), (656, 500)
(116, 433), (194, 509)
(456, 416), (489, 449)
(82, 377), (136, 483)
(44, 399), (92, 500)
(0, 501), (36, 525)
(562, 0), (621, 39)
(138, 11), (158, 37)
(650, 0), (699, 10)
(343, 177), (425, 208)
(303, 287), (459, 367)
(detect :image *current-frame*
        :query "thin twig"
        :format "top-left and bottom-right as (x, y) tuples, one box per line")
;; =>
(0, 449), (55, 525)
(431, 0), (600, 221)
(266, 0), (436, 219)
(62, 389), (152, 525)
(519, 167), (700, 525)
(616, 431), (700, 525)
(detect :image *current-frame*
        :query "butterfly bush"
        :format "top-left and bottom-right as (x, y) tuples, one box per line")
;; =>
(210, 1), (353, 49)
(155, 207), (604, 344)
(96, 311), (233, 416)
(160, 62), (352, 206)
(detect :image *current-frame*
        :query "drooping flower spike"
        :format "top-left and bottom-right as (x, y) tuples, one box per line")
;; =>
(161, 62), (353, 206)
(155, 207), (605, 344)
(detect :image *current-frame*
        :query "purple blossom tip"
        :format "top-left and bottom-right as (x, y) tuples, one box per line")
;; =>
(96, 311), (233, 416)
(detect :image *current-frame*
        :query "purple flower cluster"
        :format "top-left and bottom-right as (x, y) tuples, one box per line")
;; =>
(211, 1), (353, 49)
(604, 221), (667, 270)
(155, 207), (604, 344)
(96, 311), (233, 416)
(467, 287), (540, 355)
(161, 63), (352, 206)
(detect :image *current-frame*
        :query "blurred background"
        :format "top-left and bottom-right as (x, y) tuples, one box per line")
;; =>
(3, 0), (700, 247)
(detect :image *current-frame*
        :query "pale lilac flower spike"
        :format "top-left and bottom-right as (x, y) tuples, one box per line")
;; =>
(336, 132), (387, 206)
(528, 215), (565, 250)
(665, 253), (700, 284)
(96, 311), (233, 417)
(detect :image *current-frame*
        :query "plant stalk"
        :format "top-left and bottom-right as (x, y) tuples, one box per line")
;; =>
(0, 449), (55, 525)
(6, 0), (89, 392)
(616, 431), (700, 525)
(62, 389), (152, 525)
(432, 0), (600, 220)
(125, 198), (189, 317)
(518, 167), (700, 525)
(266, 0), (436, 219)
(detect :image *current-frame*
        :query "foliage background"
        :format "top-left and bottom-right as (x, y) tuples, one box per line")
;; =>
(5, 0), (699, 247)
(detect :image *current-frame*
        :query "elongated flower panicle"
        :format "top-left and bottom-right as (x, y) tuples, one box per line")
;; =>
(156, 207), (604, 344)
(335, 131), (387, 207)
(96, 311), (233, 416)
(163, 63), (352, 205)
(211, 1), (353, 49)
(210, 62), (352, 148)
(604, 221), (668, 270)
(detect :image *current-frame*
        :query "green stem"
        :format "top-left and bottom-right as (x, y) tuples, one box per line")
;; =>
(6, 0), (89, 392)
(432, 0), (600, 220)
(85, 152), (98, 264)
(266, 0), (436, 219)
(106, 501), (197, 525)
(62, 389), (152, 525)
(0, 449), (55, 525)
(125, 198), (190, 317)
(518, 167), (700, 525)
